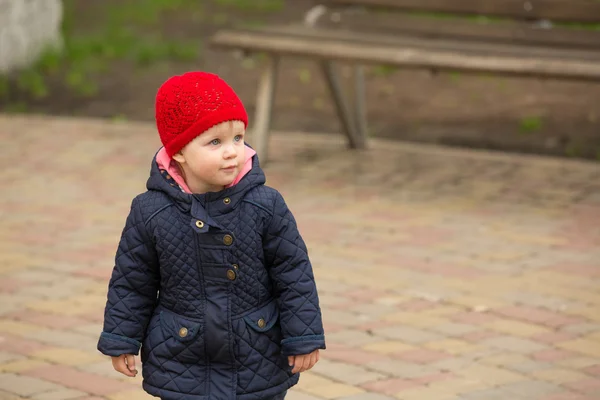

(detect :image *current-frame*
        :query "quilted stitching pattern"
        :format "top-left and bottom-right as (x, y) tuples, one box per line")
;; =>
(98, 154), (325, 399)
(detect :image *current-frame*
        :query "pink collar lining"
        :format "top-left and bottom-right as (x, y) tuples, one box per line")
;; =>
(155, 145), (256, 194)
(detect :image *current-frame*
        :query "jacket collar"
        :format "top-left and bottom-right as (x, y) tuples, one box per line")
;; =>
(146, 148), (266, 220)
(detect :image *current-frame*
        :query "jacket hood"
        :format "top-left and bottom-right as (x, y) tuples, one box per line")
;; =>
(145, 147), (266, 215)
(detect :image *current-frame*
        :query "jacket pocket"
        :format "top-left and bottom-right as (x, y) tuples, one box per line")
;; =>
(143, 308), (205, 366)
(243, 299), (279, 333)
(160, 309), (202, 343)
(235, 299), (290, 393)
(142, 309), (209, 395)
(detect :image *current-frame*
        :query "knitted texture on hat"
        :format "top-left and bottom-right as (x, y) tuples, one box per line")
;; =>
(155, 72), (248, 157)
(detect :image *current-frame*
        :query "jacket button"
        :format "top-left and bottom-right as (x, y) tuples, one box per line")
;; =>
(179, 327), (188, 338)
(195, 220), (204, 229)
(223, 234), (233, 246)
(223, 197), (231, 204)
(232, 263), (239, 270)
(227, 269), (237, 280)
(257, 318), (266, 329)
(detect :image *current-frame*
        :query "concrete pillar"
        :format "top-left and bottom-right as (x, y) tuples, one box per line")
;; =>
(0, 0), (64, 74)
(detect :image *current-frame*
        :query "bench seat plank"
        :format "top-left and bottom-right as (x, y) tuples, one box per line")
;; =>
(210, 27), (600, 81)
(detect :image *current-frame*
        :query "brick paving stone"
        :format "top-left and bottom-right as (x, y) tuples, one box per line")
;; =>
(106, 389), (155, 399)
(31, 347), (104, 366)
(478, 353), (532, 367)
(30, 388), (89, 400)
(338, 394), (397, 400)
(366, 359), (440, 379)
(0, 373), (64, 397)
(325, 330), (382, 347)
(24, 365), (135, 396)
(0, 359), (51, 373)
(557, 339), (600, 358)
(531, 368), (590, 384)
(0, 390), (28, 400)
(479, 336), (549, 353)
(323, 345), (387, 365)
(0, 278), (26, 294)
(21, 329), (99, 352)
(498, 380), (563, 398)
(4, 310), (92, 331)
(382, 312), (447, 329)
(370, 326), (444, 344)
(396, 299), (438, 312)
(74, 361), (120, 380)
(422, 338), (480, 354)
(506, 360), (555, 374)
(562, 378), (600, 394)
(419, 378), (488, 397)
(456, 364), (527, 386)
(459, 330), (499, 342)
(541, 392), (596, 400)
(311, 359), (387, 385)
(532, 332), (579, 345)
(585, 332), (600, 342)
(0, 334), (52, 356)
(459, 387), (527, 400)
(494, 306), (587, 329)
(582, 364), (600, 377)
(412, 371), (456, 385)
(301, 382), (365, 399)
(0, 352), (24, 364)
(286, 391), (326, 400)
(430, 357), (478, 373)
(561, 323), (600, 336)
(72, 324), (104, 338)
(362, 341), (417, 355)
(429, 323), (480, 337)
(484, 319), (552, 337)
(532, 349), (582, 362)
(360, 378), (422, 396)
(448, 312), (499, 325)
(555, 358), (600, 369)
(393, 349), (452, 364)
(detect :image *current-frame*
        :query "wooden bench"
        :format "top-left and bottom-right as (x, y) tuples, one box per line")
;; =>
(209, 0), (600, 162)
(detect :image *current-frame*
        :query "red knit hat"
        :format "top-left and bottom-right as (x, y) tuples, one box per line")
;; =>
(155, 72), (248, 157)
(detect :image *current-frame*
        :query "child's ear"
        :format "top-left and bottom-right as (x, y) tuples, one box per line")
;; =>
(172, 151), (185, 164)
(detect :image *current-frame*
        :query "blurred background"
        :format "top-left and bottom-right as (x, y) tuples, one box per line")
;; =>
(1, 1), (600, 400)
(1, 0), (599, 159)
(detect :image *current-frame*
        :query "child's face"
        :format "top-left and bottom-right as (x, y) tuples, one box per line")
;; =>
(172, 121), (246, 193)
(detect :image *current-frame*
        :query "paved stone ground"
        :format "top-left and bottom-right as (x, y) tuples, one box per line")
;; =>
(1, 114), (600, 400)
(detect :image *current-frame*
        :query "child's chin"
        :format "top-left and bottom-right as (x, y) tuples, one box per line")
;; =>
(221, 178), (236, 186)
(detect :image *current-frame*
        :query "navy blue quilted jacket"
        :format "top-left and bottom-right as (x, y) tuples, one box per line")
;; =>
(97, 151), (326, 399)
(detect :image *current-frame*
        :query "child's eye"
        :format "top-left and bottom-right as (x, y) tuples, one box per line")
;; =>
(211, 139), (220, 145)
(234, 135), (243, 142)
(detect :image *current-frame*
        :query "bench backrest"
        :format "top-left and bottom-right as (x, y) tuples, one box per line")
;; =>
(326, 0), (600, 23)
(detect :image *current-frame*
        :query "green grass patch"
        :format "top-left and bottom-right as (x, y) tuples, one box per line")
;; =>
(519, 116), (543, 134)
(372, 65), (398, 77)
(448, 71), (461, 82)
(2, 0), (204, 100)
(214, 0), (283, 12)
(565, 143), (581, 157)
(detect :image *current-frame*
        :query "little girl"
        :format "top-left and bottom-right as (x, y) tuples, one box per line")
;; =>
(97, 71), (325, 400)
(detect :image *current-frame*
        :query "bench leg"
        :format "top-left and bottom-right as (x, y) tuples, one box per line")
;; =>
(354, 65), (368, 142)
(321, 62), (366, 149)
(252, 55), (279, 163)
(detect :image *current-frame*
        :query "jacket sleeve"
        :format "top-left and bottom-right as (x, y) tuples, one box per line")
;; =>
(264, 192), (326, 356)
(97, 197), (160, 357)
